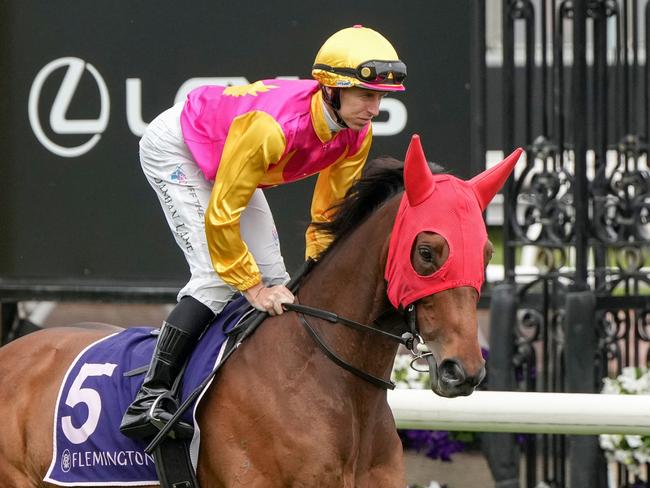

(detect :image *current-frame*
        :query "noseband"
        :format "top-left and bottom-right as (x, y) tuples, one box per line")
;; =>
(282, 302), (433, 390)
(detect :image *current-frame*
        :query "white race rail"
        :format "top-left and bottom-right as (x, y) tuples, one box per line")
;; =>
(388, 389), (650, 435)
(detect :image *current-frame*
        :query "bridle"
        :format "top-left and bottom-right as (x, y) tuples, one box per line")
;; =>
(282, 302), (435, 390)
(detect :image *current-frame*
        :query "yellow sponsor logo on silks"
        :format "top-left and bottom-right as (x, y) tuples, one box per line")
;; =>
(223, 81), (279, 97)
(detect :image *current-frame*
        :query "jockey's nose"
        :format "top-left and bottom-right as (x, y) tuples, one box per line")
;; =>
(368, 100), (381, 117)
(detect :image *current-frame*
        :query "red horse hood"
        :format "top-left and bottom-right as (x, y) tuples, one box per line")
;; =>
(385, 135), (523, 308)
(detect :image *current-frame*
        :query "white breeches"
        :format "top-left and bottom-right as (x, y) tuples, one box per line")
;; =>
(138, 102), (289, 314)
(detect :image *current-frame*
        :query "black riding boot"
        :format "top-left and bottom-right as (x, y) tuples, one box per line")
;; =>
(120, 296), (215, 439)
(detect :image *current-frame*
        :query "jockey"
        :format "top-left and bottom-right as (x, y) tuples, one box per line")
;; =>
(120, 25), (407, 439)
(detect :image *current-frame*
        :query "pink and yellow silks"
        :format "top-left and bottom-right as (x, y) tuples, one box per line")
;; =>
(180, 79), (371, 291)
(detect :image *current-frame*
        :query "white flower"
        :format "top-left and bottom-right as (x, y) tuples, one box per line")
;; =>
(633, 447), (650, 464)
(392, 353), (431, 389)
(619, 376), (643, 394)
(625, 435), (643, 448)
(621, 366), (638, 379)
(601, 377), (622, 395)
(599, 434), (615, 450)
(600, 367), (650, 478)
(393, 354), (411, 369)
(613, 448), (633, 465)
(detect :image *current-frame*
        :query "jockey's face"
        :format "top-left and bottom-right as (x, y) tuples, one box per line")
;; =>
(337, 87), (385, 131)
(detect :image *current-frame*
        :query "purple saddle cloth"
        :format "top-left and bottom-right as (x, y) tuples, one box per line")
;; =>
(44, 296), (251, 486)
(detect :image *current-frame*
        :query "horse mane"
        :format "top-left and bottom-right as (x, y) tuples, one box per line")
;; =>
(313, 155), (445, 259)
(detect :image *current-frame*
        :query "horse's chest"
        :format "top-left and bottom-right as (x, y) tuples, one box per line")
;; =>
(202, 424), (402, 487)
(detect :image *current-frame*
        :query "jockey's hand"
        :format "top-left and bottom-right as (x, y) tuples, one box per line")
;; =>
(243, 282), (295, 316)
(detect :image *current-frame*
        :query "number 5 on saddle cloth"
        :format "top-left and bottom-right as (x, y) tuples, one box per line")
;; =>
(44, 297), (250, 487)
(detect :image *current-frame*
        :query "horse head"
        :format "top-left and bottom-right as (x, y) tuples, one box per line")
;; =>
(386, 135), (523, 397)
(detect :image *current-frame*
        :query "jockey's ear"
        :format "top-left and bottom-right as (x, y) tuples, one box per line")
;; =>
(469, 148), (524, 211)
(404, 135), (435, 207)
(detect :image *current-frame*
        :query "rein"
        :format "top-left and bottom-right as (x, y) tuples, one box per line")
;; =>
(283, 302), (426, 390)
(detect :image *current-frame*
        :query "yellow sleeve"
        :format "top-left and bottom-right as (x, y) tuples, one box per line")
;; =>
(205, 111), (286, 291)
(305, 127), (372, 259)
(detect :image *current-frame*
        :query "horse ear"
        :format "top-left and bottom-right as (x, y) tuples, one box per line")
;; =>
(404, 134), (435, 206)
(469, 148), (524, 211)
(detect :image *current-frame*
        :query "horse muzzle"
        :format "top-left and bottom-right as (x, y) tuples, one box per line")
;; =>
(428, 357), (486, 398)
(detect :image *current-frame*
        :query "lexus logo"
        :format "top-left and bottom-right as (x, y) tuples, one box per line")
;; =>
(28, 57), (110, 158)
(28, 58), (408, 159)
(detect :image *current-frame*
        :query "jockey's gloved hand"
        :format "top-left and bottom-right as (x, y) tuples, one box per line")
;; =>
(244, 282), (295, 316)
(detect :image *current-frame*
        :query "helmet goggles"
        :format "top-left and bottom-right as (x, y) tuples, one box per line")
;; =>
(313, 59), (407, 86)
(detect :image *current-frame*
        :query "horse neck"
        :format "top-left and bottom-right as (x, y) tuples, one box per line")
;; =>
(296, 198), (401, 391)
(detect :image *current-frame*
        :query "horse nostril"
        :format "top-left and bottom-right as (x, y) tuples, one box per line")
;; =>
(439, 359), (466, 386)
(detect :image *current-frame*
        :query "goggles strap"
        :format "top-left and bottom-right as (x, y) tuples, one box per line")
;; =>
(313, 62), (406, 85)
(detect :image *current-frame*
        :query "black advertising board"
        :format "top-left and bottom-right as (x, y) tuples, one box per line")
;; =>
(0, 1), (472, 297)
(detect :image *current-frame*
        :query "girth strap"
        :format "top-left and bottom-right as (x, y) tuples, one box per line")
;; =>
(153, 438), (199, 488)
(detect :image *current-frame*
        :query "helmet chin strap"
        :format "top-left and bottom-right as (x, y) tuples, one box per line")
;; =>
(321, 86), (348, 129)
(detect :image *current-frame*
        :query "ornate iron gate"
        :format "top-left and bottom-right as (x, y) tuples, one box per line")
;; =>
(478, 0), (650, 486)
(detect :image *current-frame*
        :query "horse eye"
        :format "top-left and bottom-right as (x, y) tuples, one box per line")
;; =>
(418, 246), (433, 262)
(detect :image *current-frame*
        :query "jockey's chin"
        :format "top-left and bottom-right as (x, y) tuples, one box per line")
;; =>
(345, 118), (373, 131)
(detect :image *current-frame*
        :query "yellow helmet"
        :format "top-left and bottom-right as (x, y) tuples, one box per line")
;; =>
(312, 25), (406, 92)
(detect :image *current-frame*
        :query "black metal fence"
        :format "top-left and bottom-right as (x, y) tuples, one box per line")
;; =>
(482, 0), (650, 486)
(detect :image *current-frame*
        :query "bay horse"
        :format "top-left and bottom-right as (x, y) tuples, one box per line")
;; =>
(0, 136), (521, 487)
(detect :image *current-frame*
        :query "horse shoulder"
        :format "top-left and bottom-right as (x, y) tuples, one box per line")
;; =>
(195, 314), (339, 484)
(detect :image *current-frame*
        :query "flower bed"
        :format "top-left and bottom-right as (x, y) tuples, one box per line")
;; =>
(599, 366), (650, 481)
